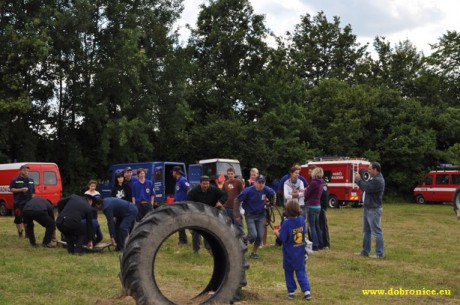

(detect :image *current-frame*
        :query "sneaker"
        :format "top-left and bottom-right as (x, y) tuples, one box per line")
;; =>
(250, 252), (259, 259)
(303, 291), (312, 300)
(288, 292), (295, 299)
(369, 254), (384, 259)
(354, 251), (369, 257)
(42, 243), (55, 248)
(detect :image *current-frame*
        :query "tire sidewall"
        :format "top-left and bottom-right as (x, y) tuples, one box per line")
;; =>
(122, 202), (244, 305)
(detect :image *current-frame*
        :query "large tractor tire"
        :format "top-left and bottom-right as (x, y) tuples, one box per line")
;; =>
(120, 201), (247, 305)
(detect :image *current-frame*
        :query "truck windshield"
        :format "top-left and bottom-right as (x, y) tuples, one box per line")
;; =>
(201, 162), (242, 178)
(216, 162), (242, 177)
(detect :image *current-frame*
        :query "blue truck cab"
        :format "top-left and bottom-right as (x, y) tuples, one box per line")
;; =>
(188, 158), (242, 187)
(100, 161), (187, 203)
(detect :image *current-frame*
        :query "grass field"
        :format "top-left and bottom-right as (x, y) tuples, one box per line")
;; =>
(0, 202), (458, 305)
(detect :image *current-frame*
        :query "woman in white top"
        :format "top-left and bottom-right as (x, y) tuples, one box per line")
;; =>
(284, 167), (306, 218)
(84, 180), (101, 196)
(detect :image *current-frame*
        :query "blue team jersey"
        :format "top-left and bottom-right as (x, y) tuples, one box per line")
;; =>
(131, 179), (155, 202)
(279, 216), (307, 270)
(174, 175), (190, 201)
(237, 185), (275, 215)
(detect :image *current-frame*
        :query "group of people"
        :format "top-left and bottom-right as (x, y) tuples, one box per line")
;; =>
(10, 165), (155, 255)
(10, 161), (386, 301)
(273, 161), (386, 300)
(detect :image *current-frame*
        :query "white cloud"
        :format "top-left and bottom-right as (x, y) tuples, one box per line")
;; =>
(177, 0), (459, 54)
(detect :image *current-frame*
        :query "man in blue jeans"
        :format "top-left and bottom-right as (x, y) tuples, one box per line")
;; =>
(354, 162), (385, 258)
(234, 175), (276, 259)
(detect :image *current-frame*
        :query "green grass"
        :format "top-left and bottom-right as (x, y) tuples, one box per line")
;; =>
(0, 203), (459, 305)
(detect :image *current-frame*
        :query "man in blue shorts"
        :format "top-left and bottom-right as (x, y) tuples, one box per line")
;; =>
(10, 164), (35, 238)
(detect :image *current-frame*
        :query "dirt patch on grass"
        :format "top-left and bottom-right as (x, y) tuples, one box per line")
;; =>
(95, 296), (135, 305)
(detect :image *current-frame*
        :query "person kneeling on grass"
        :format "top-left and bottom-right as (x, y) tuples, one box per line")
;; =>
(56, 194), (95, 255)
(274, 199), (312, 301)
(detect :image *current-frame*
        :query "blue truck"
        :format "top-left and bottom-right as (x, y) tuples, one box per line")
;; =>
(188, 158), (242, 187)
(100, 161), (187, 203)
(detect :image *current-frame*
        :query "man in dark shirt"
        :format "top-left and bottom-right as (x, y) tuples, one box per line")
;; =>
(93, 196), (138, 251)
(186, 175), (227, 253)
(10, 164), (35, 238)
(354, 162), (385, 258)
(56, 194), (95, 255)
(22, 197), (56, 247)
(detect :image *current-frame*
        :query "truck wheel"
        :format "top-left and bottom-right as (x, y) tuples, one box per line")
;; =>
(0, 201), (8, 216)
(415, 195), (425, 204)
(120, 201), (247, 305)
(453, 189), (460, 211)
(328, 195), (338, 208)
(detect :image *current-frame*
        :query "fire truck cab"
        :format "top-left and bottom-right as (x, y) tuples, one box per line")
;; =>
(413, 165), (460, 204)
(300, 157), (371, 208)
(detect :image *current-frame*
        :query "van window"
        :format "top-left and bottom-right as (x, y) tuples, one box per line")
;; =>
(452, 174), (460, 185)
(29, 171), (40, 185)
(44, 171), (57, 185)
(424, 176), (433, 185)
(436, 174), (449, 185)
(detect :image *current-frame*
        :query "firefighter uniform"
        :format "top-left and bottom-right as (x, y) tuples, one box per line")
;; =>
(56, 195), (94, 255)
(22, 197), (55, 247)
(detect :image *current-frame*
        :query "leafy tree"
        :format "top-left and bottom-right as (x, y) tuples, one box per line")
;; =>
(427, 30), (460, 105)
(287, 11), (368, 87)
(187, 0), (271, 122)
(0, 0), (56, 162)
(305, 79), (437, 193)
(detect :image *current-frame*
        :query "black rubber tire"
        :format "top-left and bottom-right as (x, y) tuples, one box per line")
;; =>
(328, 195), (338, 208)
(416, 195), (425, 204)
(453, 188), (460, 211)
(0, 201), (8, 216)
(120, 201), (247, 305)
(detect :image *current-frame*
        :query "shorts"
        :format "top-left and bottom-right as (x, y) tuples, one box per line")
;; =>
(13, 201), (26, 224)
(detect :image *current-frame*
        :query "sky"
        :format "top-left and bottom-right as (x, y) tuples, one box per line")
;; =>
(176, 0), (460, 55)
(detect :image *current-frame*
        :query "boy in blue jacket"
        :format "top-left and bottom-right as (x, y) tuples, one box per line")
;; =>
(274, 199), (312, 300)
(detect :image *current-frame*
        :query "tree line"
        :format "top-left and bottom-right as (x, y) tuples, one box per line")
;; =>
(1, 0), (459, 197)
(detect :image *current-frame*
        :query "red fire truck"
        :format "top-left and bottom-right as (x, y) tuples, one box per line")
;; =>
(413, 165), (460, 204)
(0, 162), (63, 216)
(300, 157), (371, 208)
